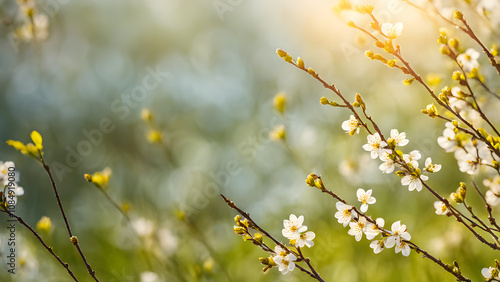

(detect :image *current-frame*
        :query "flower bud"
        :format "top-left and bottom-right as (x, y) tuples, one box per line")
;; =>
(297, 57), (305, 69)
(276, 49), (287, 58)
(70, 236), (79, 245)
(403, 78), (415, 85)
(84, 174), (92, 182)
(439, 45), (450, 55)
(305, 174), (316, 187)
(273, 93), (286, 114)
(234, 215), (242, 223)
(365, 50), (374, 59)
(454, 10), (463, 20)
(308, 68), (317, 77)
(426, 104), (438, 117)
(320, 97), (329, 105)
(234, 225), (246, 235)
(448, 38), (459, 49)
(36, 216), (52, 234)
(259, 257), (270, 265)
(314, 178), (323, 190)
(254, 233), (263, 245)
(141, 109), (153, 122)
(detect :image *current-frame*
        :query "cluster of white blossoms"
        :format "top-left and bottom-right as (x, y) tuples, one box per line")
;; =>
(361, 129), (441, 192)
(334, 190), (412, 257)
(437, 121), (497, 176)
(0, 161), (24, 202)
(12, 0), (49, 42)
(274, 214), (316, 274)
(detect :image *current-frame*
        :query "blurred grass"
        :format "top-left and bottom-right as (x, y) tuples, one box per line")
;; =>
(0, 0), (499, 281)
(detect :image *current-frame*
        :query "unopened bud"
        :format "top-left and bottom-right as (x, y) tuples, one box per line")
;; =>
(234, 226), (246, 235)
(314, 178), (323, 189)
(259, 257), (270, 265)
(365, 50), (374, 59)
(426, 104), (438, 117)
(70, 236), (79, 245)
(254, 233), (263, 245)
(276, 49), (287, 58)
(403, 78), (415, 85)
(297, 57), (305, 69)
(308, 68), (317, 77)
(448, 38), (459, 49)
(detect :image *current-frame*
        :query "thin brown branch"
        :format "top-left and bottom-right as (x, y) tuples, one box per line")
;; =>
(40, 155), (100, 281)
(0, 210), (79, 281)
(220, 194), (325, 282)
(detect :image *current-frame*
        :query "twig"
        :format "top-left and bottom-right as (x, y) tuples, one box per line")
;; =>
(40, 155), (100, 281)
(312, 175), (471, 281)
(0, 209), (79, 281)
(472, 181), (500, 232)
(220, 194), (325, 282)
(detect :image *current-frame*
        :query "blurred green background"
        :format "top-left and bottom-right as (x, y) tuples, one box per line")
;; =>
(0, 0), (499, 281)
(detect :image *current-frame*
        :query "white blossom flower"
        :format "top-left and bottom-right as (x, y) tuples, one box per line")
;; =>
(403, 150), (421, 168)
(484, 177), (500, 206)
(434, 201), (449, 215)
(140, 272), (160, 282)
(457, 48), (480, 73)
(395, 239), (411, 256)
(0, 161), (18, 186)
(381, 22), (403, 39)
(364, 218), (385, 240)
(132, 218), (155, 237)
(401, 171), (428, 192)
(295, 231), (315, 248)
(282, 214), (307, 240)
(449, 87), (469, 112)
(157, 228), (178, 255)
(437, 122), (459, 153)
(357, 188), (376, 213)
(342, 115), (360, 135)
(348, 217), (367, 242)
(379, 151), (395, 174)
(273, 246), (297, 275)
(390, 129), (409, 147)
(362, 133), (388, 159)
(335, 202), (356, 227)
(454, 142), (490, 175)
(424, 157), (441, 173)
(384, 221), (411, 249)
(481, 266), (499, 279)
(485, 190), (500, 206)
(369, 240), (384, 254)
